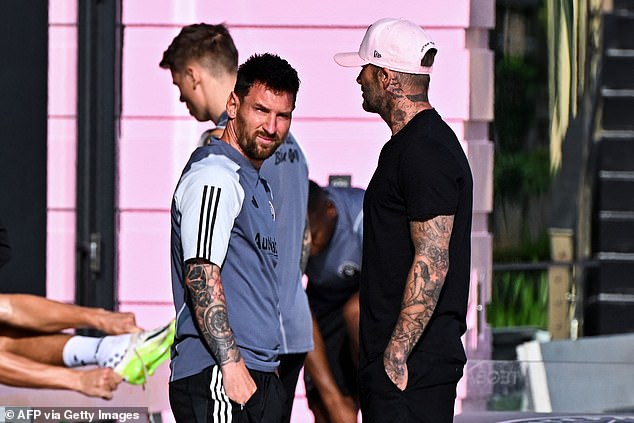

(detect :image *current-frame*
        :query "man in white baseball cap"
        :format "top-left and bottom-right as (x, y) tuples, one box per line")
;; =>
(335, 18), (473, 423)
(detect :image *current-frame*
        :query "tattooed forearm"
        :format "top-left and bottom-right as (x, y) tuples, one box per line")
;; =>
(384, 216), (454, 388)
(185, 260), (242, 366)
(300, 215), (311, 274)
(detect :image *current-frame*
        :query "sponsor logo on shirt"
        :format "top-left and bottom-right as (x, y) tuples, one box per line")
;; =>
(274, 148), (301, 165)
(255, 233), (278, 256)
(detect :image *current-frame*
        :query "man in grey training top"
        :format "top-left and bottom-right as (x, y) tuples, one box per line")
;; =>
(166, 52), (300, 422)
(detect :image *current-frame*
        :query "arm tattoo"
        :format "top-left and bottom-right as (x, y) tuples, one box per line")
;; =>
(300, 215), (311, 274)
(185, 260), (241, 365)
(384, 216), (454, 381)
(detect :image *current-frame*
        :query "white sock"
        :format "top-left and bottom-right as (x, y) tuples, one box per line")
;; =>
(62, 333), (132, 368)
(94, 333), (133, 368)
(62, 336), (102, 367)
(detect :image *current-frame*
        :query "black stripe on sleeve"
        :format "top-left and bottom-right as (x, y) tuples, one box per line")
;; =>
(208, 187), (222, 259)
(201, 186), (215, 259)
(196, 185), (222, 260)
(196, 185), (209, 257)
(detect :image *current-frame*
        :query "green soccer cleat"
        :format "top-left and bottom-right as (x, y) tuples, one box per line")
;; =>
(113, 319), (176, 385)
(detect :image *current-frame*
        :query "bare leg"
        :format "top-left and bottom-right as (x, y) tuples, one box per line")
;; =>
(304, 315), (358, 423)
(0, 294), (139, 334)
(0, 293), (140, 366)
(0, 350), (122, 399)
(0, 325), (70, 365)
(342, 292), (360, 368)
(309, 401), (329, 423)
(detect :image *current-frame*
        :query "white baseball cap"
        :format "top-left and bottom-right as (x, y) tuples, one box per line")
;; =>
(334, 17), (437, 75)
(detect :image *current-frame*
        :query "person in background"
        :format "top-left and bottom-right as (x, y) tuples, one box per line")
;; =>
(304, 180), (364, 423)
(334, 17), (473, 423)
(160, 24), (313, 422)
(164, 51), (301, 422)
(0, 218), (175, 399)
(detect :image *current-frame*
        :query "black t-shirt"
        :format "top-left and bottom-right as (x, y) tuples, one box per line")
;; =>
(359, 108), (473, 369)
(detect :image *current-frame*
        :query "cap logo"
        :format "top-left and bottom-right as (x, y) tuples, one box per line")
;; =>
(421, 41), (435, 52)
(373, 50), (382, 58)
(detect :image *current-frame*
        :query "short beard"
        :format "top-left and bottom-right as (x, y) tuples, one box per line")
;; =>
(362, 72), (390, 116)
(235, 113), (281, 161)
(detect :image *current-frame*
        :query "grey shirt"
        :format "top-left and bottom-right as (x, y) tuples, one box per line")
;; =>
(213, 113), (314, 354)
(170, 139), (281, 381)
(306, 187), (364, 321)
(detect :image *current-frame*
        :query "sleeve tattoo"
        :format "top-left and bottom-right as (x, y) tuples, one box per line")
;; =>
(384, 215), (454, 384)
(185, 259), (241, 366)
(300, 215), (312, 274)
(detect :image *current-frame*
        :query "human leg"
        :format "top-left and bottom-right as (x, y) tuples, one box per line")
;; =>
(277, 352), (306, 423)
(0, 350), (122, 399)
(304, 312), (358, 423)
(246, 369), (285, 423)
(359, 356), (460, 423)
(169, 365), (285, 423)
(404, 381), (457, 423)
(0, 319), (174, 385)
(0, 326), (70, 365)
(342, 293), (359, 368)
(169, 367), (222, 423)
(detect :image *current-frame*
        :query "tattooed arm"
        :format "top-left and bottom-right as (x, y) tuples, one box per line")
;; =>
(185, 258), (256, 403)
(300, 214), (312, 274)
(383, 215), (454, 390)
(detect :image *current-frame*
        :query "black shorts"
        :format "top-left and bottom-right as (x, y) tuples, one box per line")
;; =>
(359, 352), (463, 423)
(304, 310), (358, 403)
(169, 364), (285, 423)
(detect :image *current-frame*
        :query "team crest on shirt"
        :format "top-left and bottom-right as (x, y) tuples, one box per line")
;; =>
(269, 200), (276, 221)
(338, 261), (360, 280)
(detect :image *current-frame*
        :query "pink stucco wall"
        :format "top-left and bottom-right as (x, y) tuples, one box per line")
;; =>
(47, 0), (494, 419)
(47, 1), (77, 303)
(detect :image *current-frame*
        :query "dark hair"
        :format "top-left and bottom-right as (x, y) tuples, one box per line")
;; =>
(307, 180), (327, 213)
(394, 49), (437, 100)
(234, 53), (300, 105)
(159, 23), (238, 76)
(421, 48), (437, 68)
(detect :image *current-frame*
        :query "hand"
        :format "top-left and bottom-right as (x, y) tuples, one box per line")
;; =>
(325, 394), (358, 423)
(220, 360), (257, 405)
(77, 368), (123, 400)
(383, 351), (408, 391)
(94, 310), (141, 335)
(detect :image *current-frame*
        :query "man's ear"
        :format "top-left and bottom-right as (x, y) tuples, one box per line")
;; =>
(226, 92), (239, 118)
(186, 64), (201, 89)
(379, 67), (391, 89)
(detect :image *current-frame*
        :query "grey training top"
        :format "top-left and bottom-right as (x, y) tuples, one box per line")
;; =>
(306, 186), (364, 321)
(214, 113), (314, 354)
(170, 139), (280, 381)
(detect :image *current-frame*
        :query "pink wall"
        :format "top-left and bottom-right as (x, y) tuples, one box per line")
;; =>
(47, 0), (494, 419)
(47, 1), (77, 303)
